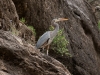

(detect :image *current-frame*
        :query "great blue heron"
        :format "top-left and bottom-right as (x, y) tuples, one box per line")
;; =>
(36, 18), (68, 55)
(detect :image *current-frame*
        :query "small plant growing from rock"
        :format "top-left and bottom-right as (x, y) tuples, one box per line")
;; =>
(27, 25), (36, 36)
(20, 17), (25, 23)
(20, 18), (36, 36)
(49, 26), (69, 56)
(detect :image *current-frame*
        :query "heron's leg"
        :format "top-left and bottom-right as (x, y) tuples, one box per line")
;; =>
(46, 45), (50, 55)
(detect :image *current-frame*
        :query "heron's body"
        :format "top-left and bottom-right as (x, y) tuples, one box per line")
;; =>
(36, 18), (68, 55)
(36, 31), (51, 48)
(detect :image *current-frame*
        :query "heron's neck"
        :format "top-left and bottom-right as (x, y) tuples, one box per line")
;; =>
(51, 22), (59, 38)
(53, 22), (59, 32)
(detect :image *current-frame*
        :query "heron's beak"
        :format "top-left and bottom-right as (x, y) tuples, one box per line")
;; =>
(55, 18), (68, 22)
(59, 18), (68, 21)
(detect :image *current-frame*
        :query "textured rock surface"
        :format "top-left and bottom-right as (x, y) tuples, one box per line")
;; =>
(0, 0), (19, 30)
(0, 0), (35, 44)
(88, 0), (100, 20)
(0, 0), (71, 75)
(12, 0), (100, 75)
(1, 0), (100, 75)
(0, 30), (71, 75)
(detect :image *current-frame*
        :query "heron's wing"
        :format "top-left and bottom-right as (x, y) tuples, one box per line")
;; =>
(36, 31), (50, 48)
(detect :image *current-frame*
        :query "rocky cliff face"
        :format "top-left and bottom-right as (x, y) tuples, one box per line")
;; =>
(0, 0), (100, 75)
(0, 0), (71, 75)
(88, 0), (100, 20)
(0, 30), (71, 75)
(13, 0), (100, 75)
(0, 0), (19, 30)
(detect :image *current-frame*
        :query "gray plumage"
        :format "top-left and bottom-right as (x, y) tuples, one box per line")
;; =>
(36, 31), (50, 49)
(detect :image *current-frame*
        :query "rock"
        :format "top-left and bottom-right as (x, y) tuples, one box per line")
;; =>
(12, 0), (100, 75)
(0, 0), (71, 75)
(0, 30), (71, 75)
(0, 0), (35, 45)
(18, 21), (35, 45)
(1, 0), (100, 75)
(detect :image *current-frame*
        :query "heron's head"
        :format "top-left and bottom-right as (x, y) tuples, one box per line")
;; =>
(54, 18), (68, 23)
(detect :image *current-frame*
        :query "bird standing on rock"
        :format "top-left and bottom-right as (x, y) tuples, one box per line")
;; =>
(36, 18), (68, 55)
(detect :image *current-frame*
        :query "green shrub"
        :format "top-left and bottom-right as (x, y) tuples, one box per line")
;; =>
(49, 26), (69, 56)
(28, 26), (36, 36)
(20, 17), (25, 23)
